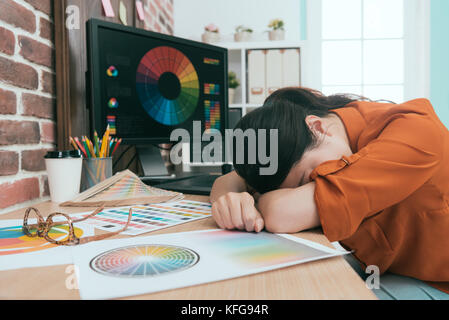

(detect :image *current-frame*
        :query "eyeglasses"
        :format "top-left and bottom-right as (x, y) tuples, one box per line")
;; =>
(22, 206), (132, 246)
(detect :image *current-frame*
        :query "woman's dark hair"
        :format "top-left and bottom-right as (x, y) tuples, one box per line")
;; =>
(233, 87), (360, 194)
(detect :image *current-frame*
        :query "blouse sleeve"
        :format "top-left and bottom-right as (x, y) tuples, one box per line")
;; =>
(310, 112), (444, 242)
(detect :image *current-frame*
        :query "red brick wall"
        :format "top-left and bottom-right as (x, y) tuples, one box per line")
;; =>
(0, 0), (174, 214)
(143, 0), (174, 35)
(0, 0), (55, 214)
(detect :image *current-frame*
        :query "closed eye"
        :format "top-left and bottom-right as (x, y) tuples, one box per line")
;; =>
(298, 172), (305, 187)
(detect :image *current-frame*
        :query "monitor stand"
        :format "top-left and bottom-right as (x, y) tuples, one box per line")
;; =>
(137, 145), (176, 180)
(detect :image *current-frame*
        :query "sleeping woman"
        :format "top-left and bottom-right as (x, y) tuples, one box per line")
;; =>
(210, 87), (449, 299)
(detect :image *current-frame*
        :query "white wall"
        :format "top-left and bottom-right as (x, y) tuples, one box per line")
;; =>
(173, 0), (301, 42)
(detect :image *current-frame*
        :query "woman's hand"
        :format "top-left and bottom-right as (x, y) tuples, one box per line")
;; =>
(211, 192), (264, 233)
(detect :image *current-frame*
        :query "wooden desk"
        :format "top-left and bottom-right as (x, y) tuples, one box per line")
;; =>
(0, 195), (376, 300)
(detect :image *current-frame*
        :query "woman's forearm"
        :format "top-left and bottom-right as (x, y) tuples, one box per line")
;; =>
(210, 171), (248, 203)
(257, 182), (321, 233)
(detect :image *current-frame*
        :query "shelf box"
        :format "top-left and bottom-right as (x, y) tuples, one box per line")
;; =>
(220, 41), (304, 116)
(247, 48), (301, 105)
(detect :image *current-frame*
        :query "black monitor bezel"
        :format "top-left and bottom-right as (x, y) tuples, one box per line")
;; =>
(86, 18), (229, 145)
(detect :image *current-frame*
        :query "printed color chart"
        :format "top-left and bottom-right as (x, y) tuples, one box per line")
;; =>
(0, 218), (94, 272)
(0, 225), (84, 256)
(82, 200), (212, 236)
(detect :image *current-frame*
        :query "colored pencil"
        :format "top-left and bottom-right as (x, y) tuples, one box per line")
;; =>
(111, 138), (122, 156)
(107, 137), (112, 157)
(94, 131), (100, 157)
(69, 137), (79, 150)
(83, 136), (90, 156)
(100, 125), (110, 158)
(109, 138), (115, 156)
(93, 140), (98, 158)
(109, 138), (117, 156)
(73, 137), (83, 151)
(70, 127), (120, 159)
(82, 137), (92, 158)
(109, 137), (114, 153)
(74, 137), (87, 157)
(87, 137), (96, 158)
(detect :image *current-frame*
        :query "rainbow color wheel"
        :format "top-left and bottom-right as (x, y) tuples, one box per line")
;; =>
(0, 225), (84, 256)
(136, 46), (200, 126)
(90, 245), (199, 277)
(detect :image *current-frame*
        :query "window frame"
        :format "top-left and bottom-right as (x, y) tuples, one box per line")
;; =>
(302, 0), (430, 102)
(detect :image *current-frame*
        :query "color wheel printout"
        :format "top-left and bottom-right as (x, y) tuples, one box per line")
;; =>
(72, 229), (349, 299)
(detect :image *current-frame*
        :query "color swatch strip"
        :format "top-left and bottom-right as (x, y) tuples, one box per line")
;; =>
(107, 116), (117, 135)
(204, 83), (220, 95)
(204, 57), (220, 65)
(205, 100), (221, 131)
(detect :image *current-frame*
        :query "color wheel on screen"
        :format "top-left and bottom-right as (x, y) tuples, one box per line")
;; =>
(90, 245), (199, 277)
(136, 46), (200, 126)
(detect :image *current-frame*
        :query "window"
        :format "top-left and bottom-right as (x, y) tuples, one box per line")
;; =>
(320, 0), (406, 103)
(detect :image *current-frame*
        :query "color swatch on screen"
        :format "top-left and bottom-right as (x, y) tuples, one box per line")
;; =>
(108, 98), (118, 108)
(107, 115), (116, 135)
(90, 245), (199, 277)
(205, 100), (221, 131)
(107, 66), (118, 77)
(0, 225), (83, 256)
(204, 83), (220, 95)
(136, 46), (200, 126)
(204, 57), (220, 65)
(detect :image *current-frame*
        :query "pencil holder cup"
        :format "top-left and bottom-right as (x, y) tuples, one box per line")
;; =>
(80, 157), (113, 192)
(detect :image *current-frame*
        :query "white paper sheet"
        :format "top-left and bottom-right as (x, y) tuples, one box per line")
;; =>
(72, 229), (349, 300)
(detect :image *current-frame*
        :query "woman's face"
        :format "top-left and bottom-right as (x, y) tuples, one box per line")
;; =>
(279, 114), (352, 188)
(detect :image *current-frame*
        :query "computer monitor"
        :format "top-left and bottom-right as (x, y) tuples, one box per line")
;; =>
(86, 19), (228, 177)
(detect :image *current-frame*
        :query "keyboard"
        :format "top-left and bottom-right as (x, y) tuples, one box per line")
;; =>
(154, 174), (220, 195)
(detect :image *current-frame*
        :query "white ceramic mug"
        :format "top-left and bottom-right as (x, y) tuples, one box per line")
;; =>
(45, 150), (83, 203)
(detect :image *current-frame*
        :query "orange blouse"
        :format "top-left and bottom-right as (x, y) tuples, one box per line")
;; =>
(310, 98), (449, 294)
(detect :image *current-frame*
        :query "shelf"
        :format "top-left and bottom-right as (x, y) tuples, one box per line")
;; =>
(224, 41), (304, 116)
(229, 104), (263, 109)
(217, 40), (307, 50)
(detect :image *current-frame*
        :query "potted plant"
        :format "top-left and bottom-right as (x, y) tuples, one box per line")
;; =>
(268, 19), (285, 41)
(234, 25), (253, 42)
(228, 71), (240, 105)
(202, 23), (220, 43)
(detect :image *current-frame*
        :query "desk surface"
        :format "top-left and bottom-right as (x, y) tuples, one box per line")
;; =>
(0, 195), (376, 300)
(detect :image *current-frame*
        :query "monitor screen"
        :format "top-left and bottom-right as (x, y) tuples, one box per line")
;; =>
(87, 19), (228, 144)
(227, 108), (243, 129)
